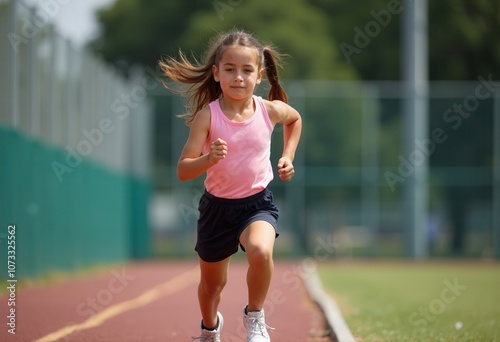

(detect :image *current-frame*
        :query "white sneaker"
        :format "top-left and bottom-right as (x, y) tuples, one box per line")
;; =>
(192, 311), (224, 342)
(243, 306), (274, 341)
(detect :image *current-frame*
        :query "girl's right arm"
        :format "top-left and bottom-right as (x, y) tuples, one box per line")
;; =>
(177, 108), (227, 181)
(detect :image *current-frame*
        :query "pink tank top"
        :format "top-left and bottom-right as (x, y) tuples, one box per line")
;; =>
(203, 96), (274, 198)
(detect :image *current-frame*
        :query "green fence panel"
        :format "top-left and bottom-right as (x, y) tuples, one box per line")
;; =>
(130, 177), (151, 259)
(0, 126), (150, 280)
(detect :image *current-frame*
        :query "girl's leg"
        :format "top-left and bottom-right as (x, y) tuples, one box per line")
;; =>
(198, 256), (231, 329)
(239, 221), (276, 311)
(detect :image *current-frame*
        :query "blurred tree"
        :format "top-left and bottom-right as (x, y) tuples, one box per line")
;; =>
(90, 0), (213, 72)
(428, 0), (500, 81)
(307, 0), (500, 80)
(91, 0), (357, 80)
(179, 0), (357, 80)
(306, 0), (402, 80)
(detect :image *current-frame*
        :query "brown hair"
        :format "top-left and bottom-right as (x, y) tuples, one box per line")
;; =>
(159, 29), (288, 125)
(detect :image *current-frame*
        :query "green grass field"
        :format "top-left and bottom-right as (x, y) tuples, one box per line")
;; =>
(318, 261), (500, 342)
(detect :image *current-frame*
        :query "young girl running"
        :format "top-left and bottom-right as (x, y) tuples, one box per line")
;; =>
(160, 29), (302, 342)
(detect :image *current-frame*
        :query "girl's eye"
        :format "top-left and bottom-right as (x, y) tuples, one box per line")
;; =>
(225, 68), (234, 72)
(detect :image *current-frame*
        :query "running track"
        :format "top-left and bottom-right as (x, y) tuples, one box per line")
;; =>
(1, 260), (333, 341)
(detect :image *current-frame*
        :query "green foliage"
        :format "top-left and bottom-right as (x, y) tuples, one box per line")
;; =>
(307, 0), (500, 80)
(91, 0), (213, 69)
(307, 0), (402, 80)
(428, 0), (500, 80)
(180, 0), (357, 80)
(91, 0), (358, 80)
(92, 0), (499, 80)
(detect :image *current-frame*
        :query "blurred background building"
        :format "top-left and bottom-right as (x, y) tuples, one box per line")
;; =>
(1, 0), (499, 279)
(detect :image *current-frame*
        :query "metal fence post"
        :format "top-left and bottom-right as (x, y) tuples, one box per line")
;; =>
(361, 86), (380, 256)
(8, 0), (18, 128)
(494, 89), (500, 259)
(402, 0), (429, 259)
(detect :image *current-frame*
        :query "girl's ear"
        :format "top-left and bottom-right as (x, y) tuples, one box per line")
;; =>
(212, 65), (220, 82)
(256, 68), (264, 84)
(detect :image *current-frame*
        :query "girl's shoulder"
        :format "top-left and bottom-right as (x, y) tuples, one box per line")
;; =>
(198, 105), (212, 119)
(190, 105), (211, 129)
(262, 99), (290, 123)
(262, 98), (287, 114)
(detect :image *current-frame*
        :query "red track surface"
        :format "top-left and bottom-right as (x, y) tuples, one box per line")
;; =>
(1, 260), (332, 341)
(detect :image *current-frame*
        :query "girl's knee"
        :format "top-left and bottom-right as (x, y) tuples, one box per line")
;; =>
(247, 243), (273, 265)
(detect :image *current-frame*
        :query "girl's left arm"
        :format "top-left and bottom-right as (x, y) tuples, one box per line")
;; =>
(268, 101), (302, 182)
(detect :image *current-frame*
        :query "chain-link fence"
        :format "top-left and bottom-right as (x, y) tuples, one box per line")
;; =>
(0, 0), (153, 278)
(149, 79), (500, 259)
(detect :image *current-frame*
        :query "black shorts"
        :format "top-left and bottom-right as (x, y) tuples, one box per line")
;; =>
(195, 188), (280, 262)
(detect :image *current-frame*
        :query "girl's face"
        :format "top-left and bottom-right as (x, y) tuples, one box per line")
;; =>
(213, 45), (264, 101)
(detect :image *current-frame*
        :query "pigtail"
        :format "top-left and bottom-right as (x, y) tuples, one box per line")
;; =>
(263, 47), (288, 103)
